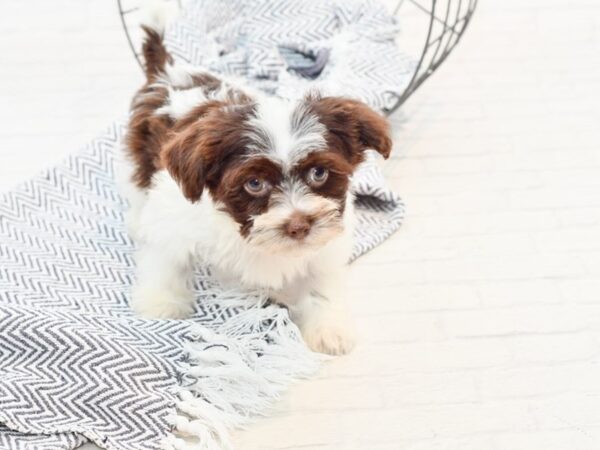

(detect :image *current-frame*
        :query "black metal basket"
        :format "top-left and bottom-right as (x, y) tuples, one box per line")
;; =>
(117, 0), (476, 116)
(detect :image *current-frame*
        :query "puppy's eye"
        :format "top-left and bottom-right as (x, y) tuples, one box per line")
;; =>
(244, 178), (272, 197)
(306, 166), (329, 187)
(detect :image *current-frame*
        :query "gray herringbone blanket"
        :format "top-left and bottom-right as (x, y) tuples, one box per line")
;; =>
(0, 1), (408, 448)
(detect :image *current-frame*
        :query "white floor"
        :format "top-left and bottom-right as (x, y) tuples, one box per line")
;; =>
(2, 1), (600, 449)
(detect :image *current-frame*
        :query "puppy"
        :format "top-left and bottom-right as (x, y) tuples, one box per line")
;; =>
(119, 24), (392, 355)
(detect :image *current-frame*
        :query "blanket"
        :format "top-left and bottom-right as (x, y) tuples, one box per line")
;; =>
(0, 0), (408, 448)
(165, 0), (415, 111)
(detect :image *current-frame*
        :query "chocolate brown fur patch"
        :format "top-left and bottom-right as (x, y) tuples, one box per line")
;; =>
(304, 94), (392, 166)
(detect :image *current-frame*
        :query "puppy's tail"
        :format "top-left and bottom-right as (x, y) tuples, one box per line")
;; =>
(139, 0), (179, 80)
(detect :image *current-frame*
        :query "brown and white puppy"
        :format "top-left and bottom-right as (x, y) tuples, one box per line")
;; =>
(118, 22), (392, 355)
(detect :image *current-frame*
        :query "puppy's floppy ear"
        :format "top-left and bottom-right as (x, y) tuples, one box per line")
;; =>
(308, 95), (392, 165)
(161, 126), (207, 202)
(161, 101), (256, 203)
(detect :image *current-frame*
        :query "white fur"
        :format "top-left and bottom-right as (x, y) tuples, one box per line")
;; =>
(164, 63), (197, 88)
(156, 87), (207, 119)
(114, 145), (147, 241)
(248, 97), (328, 167)
(154, 64), (258, 119)
(139, 0), (180, 34)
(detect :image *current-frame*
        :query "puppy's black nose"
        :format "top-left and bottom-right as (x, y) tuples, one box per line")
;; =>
(286, 213), (311, 240)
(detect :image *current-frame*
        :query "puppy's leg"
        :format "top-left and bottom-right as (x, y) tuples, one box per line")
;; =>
(114, 148), (147, 241)
(130, 243), (195, 319)
(289, 269), (356, 355)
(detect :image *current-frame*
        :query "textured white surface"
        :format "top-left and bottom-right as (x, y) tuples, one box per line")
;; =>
(1, 1), (600, 449)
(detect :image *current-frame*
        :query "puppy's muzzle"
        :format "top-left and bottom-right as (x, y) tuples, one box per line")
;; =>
(285, 212), (312, 240)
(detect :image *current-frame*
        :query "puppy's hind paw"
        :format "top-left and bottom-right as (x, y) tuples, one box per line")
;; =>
(130, 286), (195, 320)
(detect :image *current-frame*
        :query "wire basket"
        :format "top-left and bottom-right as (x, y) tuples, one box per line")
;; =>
(117, 0), (476, 116)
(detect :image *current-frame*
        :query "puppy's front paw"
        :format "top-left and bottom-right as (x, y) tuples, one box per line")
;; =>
(301, 315), (356, 356)
(131, 286), (195, 319)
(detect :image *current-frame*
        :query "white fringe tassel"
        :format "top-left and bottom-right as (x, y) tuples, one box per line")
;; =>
(162, 288), (325, 450)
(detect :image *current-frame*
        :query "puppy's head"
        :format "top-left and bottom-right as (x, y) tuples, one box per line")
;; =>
(162, 93), (391, 254)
